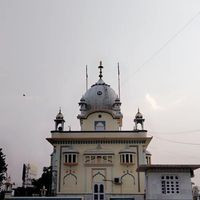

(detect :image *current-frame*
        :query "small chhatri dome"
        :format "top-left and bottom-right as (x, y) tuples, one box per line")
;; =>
(54, 108), (65, 131)
(78, 62), (122, 120)
(56, 108), (64, 119)
(135, 108), (143, 119)
(134, 108), (145, 130)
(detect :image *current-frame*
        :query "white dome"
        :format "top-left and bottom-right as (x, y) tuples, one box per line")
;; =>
(83, 79), (118, 110)
(135, 109), (143, 119)
(56, 109), (64, 119)
(78, 63), (123, 120)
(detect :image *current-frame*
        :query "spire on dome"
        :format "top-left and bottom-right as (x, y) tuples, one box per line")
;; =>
(98, 61), (103, 79)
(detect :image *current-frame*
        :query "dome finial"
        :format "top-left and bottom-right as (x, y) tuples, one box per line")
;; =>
(98, 61), (103, 79)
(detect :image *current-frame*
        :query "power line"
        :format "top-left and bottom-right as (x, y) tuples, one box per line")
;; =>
(122, 10), (200, 85)
(151, 135), (200, 146)
(147, 145), (200, 159)
(150, 129), (200, 135)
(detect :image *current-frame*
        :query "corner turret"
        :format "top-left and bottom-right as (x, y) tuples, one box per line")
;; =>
(54, 108), (65, 131)
(134, 108), (145, 130)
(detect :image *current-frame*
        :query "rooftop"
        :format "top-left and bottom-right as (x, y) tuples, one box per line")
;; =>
(137, 164), (200, 175)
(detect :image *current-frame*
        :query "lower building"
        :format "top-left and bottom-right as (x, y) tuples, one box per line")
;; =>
(137, 164), (200, 200)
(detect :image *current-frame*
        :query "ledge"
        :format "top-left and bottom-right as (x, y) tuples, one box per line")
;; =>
(51, 130), (147, 133)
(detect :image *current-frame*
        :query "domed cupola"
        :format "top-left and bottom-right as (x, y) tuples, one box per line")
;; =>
(54, 108), (65, 131)
(56, 110), (64, 119)
(77, 62), (123, 131)
(134, 108), (145, 130)
(113, 97), (121, 112)
(79, 96), (88, 111)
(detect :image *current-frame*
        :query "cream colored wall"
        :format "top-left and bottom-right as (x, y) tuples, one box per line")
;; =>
(55, 143), (147, 195)
(81, 112), (120, 131)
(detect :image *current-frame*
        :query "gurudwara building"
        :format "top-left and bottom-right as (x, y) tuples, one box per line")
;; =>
(47, 62), (199, 200)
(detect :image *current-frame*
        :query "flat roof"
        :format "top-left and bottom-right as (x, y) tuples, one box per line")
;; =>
(137, 164), (200, 172)
(51, 130), (147, 133)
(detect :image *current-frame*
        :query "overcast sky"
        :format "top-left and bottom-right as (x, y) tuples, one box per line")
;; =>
(1, 0), (200, 187)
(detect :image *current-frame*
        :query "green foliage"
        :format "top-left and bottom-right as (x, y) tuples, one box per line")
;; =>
(32, 166), (52, 196)
(14, 166), (52, 197)
(0, 148), (7, 186)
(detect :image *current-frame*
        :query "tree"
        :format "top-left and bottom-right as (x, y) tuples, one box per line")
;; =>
(14, 166), (52, 197)
(0, 148), (7, 187)
(32, 166), (52, 196)
(193, 186), (199, 200)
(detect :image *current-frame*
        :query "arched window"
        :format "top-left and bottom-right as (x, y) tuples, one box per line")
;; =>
(94, 184), (98, 193)
(100, 184), (104, 193)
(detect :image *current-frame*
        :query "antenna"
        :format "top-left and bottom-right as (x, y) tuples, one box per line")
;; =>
(117, 62), (121, 99)
(86, 65), (88, 91)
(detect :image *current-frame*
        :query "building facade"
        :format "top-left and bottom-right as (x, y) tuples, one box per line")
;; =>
(47, 62), (199, 200)
(137, 165), (200, 200)
(47, 63), (152, 200)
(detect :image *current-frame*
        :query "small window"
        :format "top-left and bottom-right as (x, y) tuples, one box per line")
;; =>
(91, 156), (95, 164)
(85, 156), (90, 163)
(103, 156), (107, 160)
(126, 154), (129, 163)
(146, 156), (151, 165)
(108, 156), (112, 163)
(73, 154), (76, 163)
(64, 153), (78, 165)
(130, 154), (133, 163)
(84, 155), (113, 164)
(97, 156), (102, 164)
(68, 154), (72, 163)
(95, 121), (106, 131)
(65, 155), (68, 163)
(120, 153), (135, 164)
(161, 175), (179, 194)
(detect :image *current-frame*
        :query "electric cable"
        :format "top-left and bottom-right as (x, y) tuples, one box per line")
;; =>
(150, 129), (200, 135)
(149, 135), (200, 146)
(122, 10), (200, 85)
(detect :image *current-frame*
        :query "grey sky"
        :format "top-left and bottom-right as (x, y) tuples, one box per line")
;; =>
(1, 0), (200, 186)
